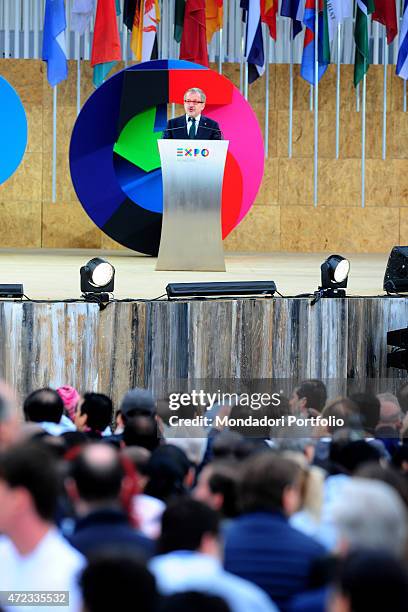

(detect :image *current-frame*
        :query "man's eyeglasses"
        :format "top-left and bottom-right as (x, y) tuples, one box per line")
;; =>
(184, 99), (203, 104)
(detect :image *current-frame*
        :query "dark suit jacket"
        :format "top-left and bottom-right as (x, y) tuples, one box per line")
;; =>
(163, 114), (222, 139)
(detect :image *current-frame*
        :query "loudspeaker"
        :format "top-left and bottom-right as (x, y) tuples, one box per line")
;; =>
(383, 246), (408, 293)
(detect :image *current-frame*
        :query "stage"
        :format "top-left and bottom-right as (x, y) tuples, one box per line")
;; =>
(0, 249), (407, 407)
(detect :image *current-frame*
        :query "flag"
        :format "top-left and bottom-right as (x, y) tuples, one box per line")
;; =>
(354, 0), (375, 87)
(397, 0), (408, 79)
(124, 0), (138, 31)
(242, 0), (265, 83)
(325, 0), (352, 44)
(42, 0), (68, 86)
(206, 0), (223, 43)
(261, 0), (277, 40)
(131, 0), (160, 61)
(372, 0), (397, 45)
(280, 0), (304, 39)
(180, 0), (209, 67)
(71, 0), (95, 34)
(174, 0), (186, 42)
(91, 0), (121, 88)
(301, 0), (328, 85)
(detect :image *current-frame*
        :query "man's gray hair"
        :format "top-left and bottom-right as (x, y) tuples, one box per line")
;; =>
(377, 392), (402, 423)
(332, 478), (408, 557)
(184, 87), (206, 103)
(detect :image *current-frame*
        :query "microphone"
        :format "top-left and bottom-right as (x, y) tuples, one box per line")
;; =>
(197, 124), (224, 138)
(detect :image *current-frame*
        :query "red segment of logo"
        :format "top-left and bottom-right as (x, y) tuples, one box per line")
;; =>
(221, 152), (243, 239)
(169, 69), (233, 105)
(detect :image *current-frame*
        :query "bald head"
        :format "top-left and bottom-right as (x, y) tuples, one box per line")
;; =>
(69, 443), (124, 503)
(377, 393), (402, 428)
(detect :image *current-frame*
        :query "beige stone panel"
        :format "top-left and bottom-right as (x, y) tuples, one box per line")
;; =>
(391, 72), (406, 111)
(399, 209), (408, 243)
(100, 233), (130, 250)
(394, 160), (408, 205)
(26, 106), (43, 153)
(281, 206), (399, 252)
(389, 112), (408, 159)
(255, 159), (279, 206)
(365, 159), (395, 207)
(275, 65), (312, 111)
(365, 66), (392, 112)
(248, 65), (276, 107)
(42, 153), (77, 202)
(319, 159), (361, 207)
(277, 111), (336, 159)
(0, 201), (41, 248)
(0, 153), (42, 201)
(0, 59), (44, 105)
(279, 159), (313, 205)
(250, 108), (277, 158)
(43, 106), (77, 153)
(42, 201), (102, 248)
(224, 206), (280, 252)
(339, 111), (384, 159)
(221, 63), (240, 89)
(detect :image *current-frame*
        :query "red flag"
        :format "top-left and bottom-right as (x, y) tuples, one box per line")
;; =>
(91, 0), (121, 67)
(373, 0), (397, 44)
(180, 0), (209, 67)
(261, 0), (278, 40)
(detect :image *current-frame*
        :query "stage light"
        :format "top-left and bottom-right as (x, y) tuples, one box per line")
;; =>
(387, 327), (408, 370)
(166, 281), (277, 299)
(383, 246), (408, 294)
(80, 258), (115, 300)
(0, 284), (24, 298)
(311, 255), (350, 304)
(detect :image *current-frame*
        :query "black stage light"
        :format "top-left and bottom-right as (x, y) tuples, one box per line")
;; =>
(311, 254), (350, 304)
(383, 246), (408, 294)
(80, 258), (115, 301)
(166, 281), (277, 299)
(387, 327), (408, 370)
(0, 284), (24, 298)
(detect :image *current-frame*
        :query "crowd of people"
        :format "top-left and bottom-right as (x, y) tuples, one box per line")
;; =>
(0, 379), (408, 611)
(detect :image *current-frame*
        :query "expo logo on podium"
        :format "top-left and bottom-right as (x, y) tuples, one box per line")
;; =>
(176, 147), (210, 160)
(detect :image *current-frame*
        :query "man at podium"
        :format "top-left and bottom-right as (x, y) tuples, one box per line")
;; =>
(163, 87), (223, 140)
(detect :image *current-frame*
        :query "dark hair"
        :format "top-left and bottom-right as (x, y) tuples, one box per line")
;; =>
(335, 550), (408, 612)
(23, 388), (64, 424)
(160, 592), (231, 612)
(322, 398), (356, 433)
(80, 553), (158, 612)
(296, 380), (327, 413)
(330, 440), (381, 474)
(0, 443), (59, 521)
(238, 452), (300, 513)
(69, 444), (123, 503)
(207, 462), (239, 518)
(349, 392), (381, 434)
(123, 415), (160, 451)
(158, 498), (219, 554)
(145, 445), (190, 502)
(80, 393), (113, 433)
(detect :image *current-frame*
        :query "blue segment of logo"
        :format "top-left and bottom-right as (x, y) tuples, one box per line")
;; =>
(0, 76), (27, 185)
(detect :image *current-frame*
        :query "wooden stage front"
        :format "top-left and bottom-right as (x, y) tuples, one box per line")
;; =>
(0, 249), (407, 406)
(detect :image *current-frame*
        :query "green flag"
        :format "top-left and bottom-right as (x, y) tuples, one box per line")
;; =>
(174, 0), (186, 43)
(354, 0), (375, 87)
(322, 0), (331, 65)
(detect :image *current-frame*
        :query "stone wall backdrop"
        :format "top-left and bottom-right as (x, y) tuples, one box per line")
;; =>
(0, 60), (406, 253)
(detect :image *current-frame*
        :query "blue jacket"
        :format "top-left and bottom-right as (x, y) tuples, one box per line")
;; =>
(224, 512), (325, 612)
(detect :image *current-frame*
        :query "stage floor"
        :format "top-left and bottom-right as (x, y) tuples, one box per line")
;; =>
(0, 249), (391, 300)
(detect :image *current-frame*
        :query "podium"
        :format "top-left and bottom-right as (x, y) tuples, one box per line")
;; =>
(156, 139), (229, 271)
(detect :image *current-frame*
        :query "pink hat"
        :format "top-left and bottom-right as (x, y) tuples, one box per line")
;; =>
(57, 385), (80, 422)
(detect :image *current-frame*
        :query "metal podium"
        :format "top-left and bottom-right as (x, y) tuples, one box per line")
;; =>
(156, 139), (229, 271)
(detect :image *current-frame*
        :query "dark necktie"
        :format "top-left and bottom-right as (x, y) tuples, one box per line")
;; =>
(188, 117), (196, 139)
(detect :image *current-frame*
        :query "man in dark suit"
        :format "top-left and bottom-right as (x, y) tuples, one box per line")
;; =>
(163, 87), (222, 140)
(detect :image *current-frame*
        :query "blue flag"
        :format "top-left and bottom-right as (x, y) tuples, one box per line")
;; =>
(301, 1), (328, 85)
(397, 0), (408, 80)
(42, 0), (68, 86)
(241, 0), (265, 84)
(281, 0), (304, 39)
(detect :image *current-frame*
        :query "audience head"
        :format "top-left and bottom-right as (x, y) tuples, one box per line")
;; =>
(123, 414), (160, 451)
(397, 381), (408, 414)
(322, 398), (355, 434)
(348, 392), (380, 434)
(332, 478), (408, 557)
(194, 461), (239, 518)
(355, 462), (408, 508)
(329, 439), (381, 474)
(289, 379), (327, 415)
(329, 550), (408, 612)
(80, 553), (158, 612)
(119, 388), (156, 425)
(238, 452), (301, 516)
(0, 443), (59, 535)
(160, 592), (231, 612)
(56, 385), (80, 422)
(376, 392), (403, 430)
(144, 444), (191, 502)
(158, 498), (219, 556)
(75, 392), (113, 435)
(23, 387), (64, 424)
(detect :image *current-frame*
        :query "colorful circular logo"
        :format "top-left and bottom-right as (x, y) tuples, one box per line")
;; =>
(0, 76), (27, 185)
(70, 60), (264, 255)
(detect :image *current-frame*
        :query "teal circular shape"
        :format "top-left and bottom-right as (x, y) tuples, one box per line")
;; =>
(0, 76), (27, 185)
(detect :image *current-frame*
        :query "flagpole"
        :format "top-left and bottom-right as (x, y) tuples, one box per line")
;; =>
(52, 85), (58, 204)
(244, 63), (249, 100)
(310, 85), (313, 111)
(362, 73), (367, 208)
(288, 25), (294, 158)
(313, 2), (319, 207)
(77, 58), (81, 116)
(240, 21), (245, 93)
(335, 22), (341, 159)
(218, 28), (223, 74)
(382, 30), (388, 160)
(265, 31), (270, 158)
(404, 80), (407, 112)
(356, 83), (360, 112)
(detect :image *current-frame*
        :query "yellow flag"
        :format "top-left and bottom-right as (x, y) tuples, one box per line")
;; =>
(131, 0), (144, 61)
(206, 0), (223, 44)
(131, 0), (161, 62)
